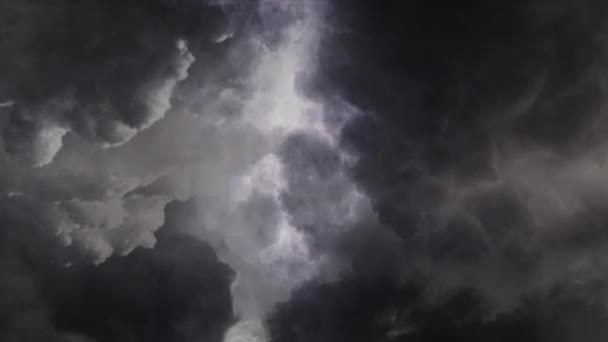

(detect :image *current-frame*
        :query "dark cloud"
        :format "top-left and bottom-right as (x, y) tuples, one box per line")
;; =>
(0, 199), (235, 342)
(46, 229), (235, 342)
(0, 0), (275, 263)
(292, 0), (608, 312)
(279, 133), (366, 249)
(4, 0), (608, 341)
(267, 274), (608, 342)
(0, 0), (232, 166)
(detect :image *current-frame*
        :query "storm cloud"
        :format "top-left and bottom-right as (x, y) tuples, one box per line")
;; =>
(4, 0), (608, 342)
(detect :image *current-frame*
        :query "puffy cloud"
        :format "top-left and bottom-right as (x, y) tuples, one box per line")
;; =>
(0, 0), (247, 264)
(10, 0), (608, 341)
(0, 0), (224, 166)
(0, 199), (235, 342)
(58, 195), (169, 263)
(0, 2), (364, 341)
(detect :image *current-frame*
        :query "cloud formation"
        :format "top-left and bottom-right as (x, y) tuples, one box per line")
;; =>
(0, 199), (235, 342)
(297, 0), (608, 316)
(0, 0), (209, 166)
(6, 1), (608, 342)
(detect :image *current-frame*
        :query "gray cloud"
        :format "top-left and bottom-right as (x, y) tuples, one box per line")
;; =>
(0, 198), (235, 342)
(300, 0), (608, 318)
(0, 0), (211, 166)
(7, 1), (608, 342)
(0, 0), (254, 264)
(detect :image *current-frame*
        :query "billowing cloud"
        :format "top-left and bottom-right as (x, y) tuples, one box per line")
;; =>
(5, 0), (608, 342)
(0, 0), (220, 166)
(0, 0), (248, 263)
(302, 0), (608, 316)
(0, 199), (235, 342)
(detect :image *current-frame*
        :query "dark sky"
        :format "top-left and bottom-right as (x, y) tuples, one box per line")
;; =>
(2, 0), (608, 341)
